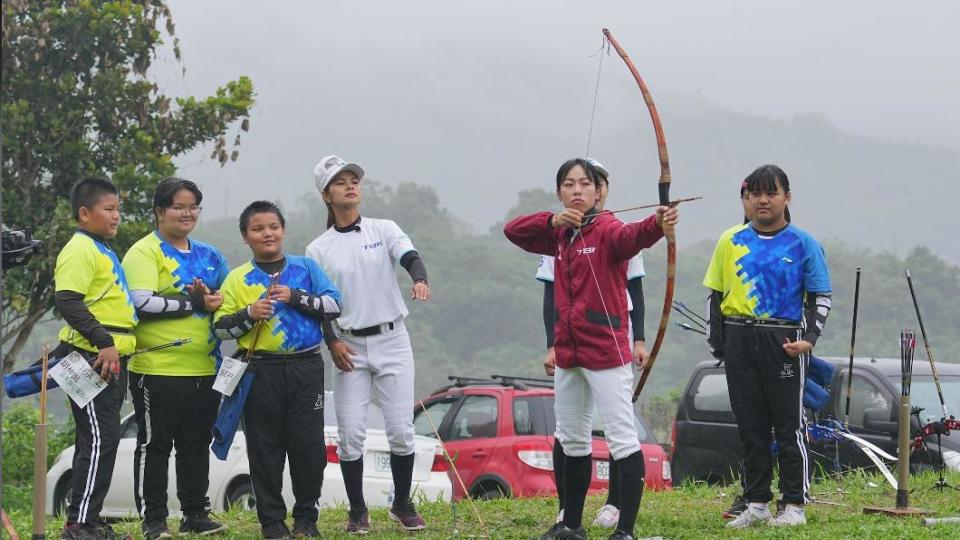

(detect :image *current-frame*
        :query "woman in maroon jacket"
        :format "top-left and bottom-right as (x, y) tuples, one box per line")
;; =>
(504, 158), (678, 540)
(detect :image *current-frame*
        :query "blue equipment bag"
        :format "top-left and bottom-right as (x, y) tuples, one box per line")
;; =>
(211, 370), (255, 461)
(4, 357), (64, 398)
(802, 356), (835, 412)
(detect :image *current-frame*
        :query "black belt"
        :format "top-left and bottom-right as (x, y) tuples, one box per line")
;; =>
(240, 344), (323, 362)
(724, 316), (802, 329)
(56, 342), (131, 361)
(103, 325), (134, 335)
(341, 321), (396, 337)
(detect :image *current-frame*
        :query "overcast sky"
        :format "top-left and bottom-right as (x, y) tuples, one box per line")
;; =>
(160, 0), (959, 230)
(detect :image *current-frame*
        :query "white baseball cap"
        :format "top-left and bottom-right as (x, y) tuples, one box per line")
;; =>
(585, 158), (610, 180)
(314, 154), (365, 193)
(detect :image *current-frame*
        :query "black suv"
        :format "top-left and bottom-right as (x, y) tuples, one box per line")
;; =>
(671, 357), (960, 484)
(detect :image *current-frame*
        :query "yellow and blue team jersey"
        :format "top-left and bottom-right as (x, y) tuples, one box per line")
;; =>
(215, 254), (341, 352)
(55, 230), (138, 355)
(122, 231), (229, 376)
(703, 223), (831, 320)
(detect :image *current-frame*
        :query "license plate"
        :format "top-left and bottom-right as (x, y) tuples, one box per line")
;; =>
(595, 460), (609, 480)
(374, 453), (392, 472)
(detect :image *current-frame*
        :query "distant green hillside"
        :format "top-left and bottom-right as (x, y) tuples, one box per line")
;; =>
(193, 182), (960, 402)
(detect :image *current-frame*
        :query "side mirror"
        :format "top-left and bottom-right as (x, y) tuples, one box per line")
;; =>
(863, 408), (897, 434)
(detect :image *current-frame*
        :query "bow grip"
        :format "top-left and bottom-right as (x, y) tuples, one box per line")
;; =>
(658, 182), (670, 207)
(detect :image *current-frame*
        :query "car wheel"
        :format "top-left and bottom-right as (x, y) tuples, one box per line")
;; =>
(53, 475), (73, 517)
(473, 483), (508, 500)
(477, 488), (505, 500)
(226, 480), (256, 511)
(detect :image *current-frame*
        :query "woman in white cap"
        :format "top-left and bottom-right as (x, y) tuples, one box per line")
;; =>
(305, 155), (431, 534)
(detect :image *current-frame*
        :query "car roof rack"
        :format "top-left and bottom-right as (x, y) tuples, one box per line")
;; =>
(429, 374), (556, 395)
(429, 375), (498, 395)
(448, 375), (497, 387)
(491, 374), (555, 390)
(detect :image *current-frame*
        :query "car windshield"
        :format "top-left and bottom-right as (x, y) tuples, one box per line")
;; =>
(888, 375), (960, 424)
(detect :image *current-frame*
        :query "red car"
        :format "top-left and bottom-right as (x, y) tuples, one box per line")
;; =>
(413, 375), (672, 500)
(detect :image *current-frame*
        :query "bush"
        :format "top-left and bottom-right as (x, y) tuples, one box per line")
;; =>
(2, 402), (75, 486)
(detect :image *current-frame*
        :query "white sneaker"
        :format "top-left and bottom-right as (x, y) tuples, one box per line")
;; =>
(725, 503), (772, 529)
(769, 504), (806, 527)
(555, 509), (564, 524)
(592, 504), (620, 528)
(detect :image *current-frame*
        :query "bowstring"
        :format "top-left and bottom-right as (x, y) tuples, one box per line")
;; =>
(574, 225), (628, 368)
(582, 35), (626, 368)
(585, 35), (609, 158)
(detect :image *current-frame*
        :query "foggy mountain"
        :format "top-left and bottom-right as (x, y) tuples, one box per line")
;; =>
(159, 1), (959, 262)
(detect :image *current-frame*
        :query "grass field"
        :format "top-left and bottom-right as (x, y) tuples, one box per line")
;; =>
(4, 470), (960, 539)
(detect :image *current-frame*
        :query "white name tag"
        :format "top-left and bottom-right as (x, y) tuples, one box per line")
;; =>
(212, 356), (248, 396)
(48, 351), (108, 408)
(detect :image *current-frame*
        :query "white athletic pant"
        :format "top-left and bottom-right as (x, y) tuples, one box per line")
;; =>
(333, 320), (416, 461)
(554, 364), (641, 460)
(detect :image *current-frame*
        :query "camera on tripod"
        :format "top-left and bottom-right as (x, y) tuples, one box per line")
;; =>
(2, 224), (43, 270)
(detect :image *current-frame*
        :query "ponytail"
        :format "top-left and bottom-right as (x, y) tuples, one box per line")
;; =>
(325, 201), (335, 229)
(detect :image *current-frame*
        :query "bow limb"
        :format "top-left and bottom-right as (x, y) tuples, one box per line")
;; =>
(600, 28), (675, 402)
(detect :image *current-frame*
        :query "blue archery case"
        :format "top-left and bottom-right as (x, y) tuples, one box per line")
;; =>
(211, 369), (255, 461)
(4, 357), (64, 398)
(802, 356), (836, 412)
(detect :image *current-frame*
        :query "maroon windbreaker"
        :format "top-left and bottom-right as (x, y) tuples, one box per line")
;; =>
(504, 211), (664, 371)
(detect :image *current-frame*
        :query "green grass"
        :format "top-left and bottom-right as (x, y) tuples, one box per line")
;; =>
(5, 471), (960, 538)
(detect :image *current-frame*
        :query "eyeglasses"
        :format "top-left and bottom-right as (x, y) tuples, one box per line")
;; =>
(169, 205), (203, 216)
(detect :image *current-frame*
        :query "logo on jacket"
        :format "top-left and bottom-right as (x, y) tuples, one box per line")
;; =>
(576, 247), (596, 255)
(363, 241), (384, 250)
(314, 393), (324, 410)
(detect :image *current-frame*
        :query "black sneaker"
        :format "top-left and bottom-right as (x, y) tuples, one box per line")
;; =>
(180, 510), (227, 536)
(723, 494), (748, 518)
(62, 523), (100, 540)
(533, 522), (587, 540)
(608, 531), (636, 540)
(142, 520), (173, 540)
(292, 517), (322, 538)
(346, 508), (371, 534)
(262, 521), (292, 540)
(94, 522), (132, 540)
(389, 498), (426, 531)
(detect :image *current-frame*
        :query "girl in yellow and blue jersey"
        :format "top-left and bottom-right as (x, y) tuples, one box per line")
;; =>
(121, 177), (229, 538)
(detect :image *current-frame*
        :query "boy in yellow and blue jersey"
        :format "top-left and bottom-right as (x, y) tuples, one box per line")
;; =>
(55, 177), (137, 540)
(121, 177), (229, 539)
(214, 201), (341, 539)
(704, 165), (831, 529)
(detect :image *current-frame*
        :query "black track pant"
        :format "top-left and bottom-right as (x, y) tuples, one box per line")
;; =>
(243, 354), (326, 527)
(724, 323), (809, 505)
(62, 343), (126, 525)
(130, 373), (220, 521)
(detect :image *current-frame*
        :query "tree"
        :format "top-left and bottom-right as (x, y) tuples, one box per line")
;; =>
(1, 0), (255, 372)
